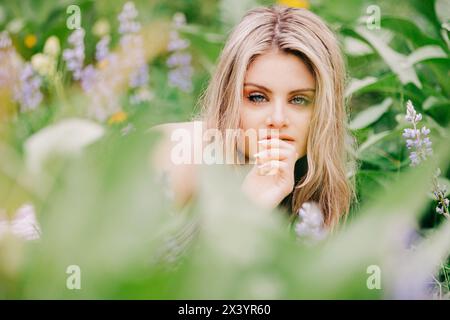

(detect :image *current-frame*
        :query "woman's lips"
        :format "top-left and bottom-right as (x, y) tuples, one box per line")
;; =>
(262, 135), (295, 142)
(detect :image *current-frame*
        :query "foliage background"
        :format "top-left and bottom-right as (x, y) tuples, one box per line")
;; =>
(0, 0), (449, 299)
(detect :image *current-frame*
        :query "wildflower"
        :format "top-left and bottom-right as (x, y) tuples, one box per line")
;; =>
(13, 63), (43, 112)
(62, 28), (85, 80)
(108, 110), (128, 125)
(92, 18), (110, 38)
(24, 34), (37, 48)
(24, 118), (105, 174)
(432, 168), (449, 219)
(277, 0), (310, 9)
(118, 1), (141, 47)
(117, 1), (152, 105)
(294, 201), (328, 243)
(43, 36), (60, 58)
(129, 63), (153, 105)
(0, 30), (12, 48)
(31, 53), (53, 76)
(166, 12), (193, 93)
(0, 204), (41, 241)
(95, 35), (110, 62)
(80, 64), (97, 93)
(129, 86), (154, 105)
(129, 63), (148, 88)
(402, 100), (432, 166)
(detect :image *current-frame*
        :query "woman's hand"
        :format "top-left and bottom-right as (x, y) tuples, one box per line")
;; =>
(241, 138), (299, 210)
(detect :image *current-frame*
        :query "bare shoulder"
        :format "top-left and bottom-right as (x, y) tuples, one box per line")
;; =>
(149, 120), (205, 209)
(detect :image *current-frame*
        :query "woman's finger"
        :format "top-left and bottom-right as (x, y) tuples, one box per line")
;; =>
(257, 159), (292, 176)
(258, 138), (296, 152)
(254, 148), (296, 164)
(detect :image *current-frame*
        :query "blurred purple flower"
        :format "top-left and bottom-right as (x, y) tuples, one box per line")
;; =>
(63, 28), (85, 80)
(13, 63), (43, 112)
(95, 35), (110, 62)
(118, 2), (141, 35)
(129, 63), (149, 89)
(402, 100), (432, 166)
(432, 168), (450, 219)
(80, 64), (97, 93)
(166, 13), (193, 93)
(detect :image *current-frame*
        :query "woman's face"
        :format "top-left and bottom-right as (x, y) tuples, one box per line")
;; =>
(239, 49), (315, 161)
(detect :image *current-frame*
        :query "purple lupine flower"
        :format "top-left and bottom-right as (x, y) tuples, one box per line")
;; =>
(14, 63), (43, 112)
(129, 63), (148, 88)
(402, 100), (432, 166)
(80, 64), (97, 93)
(118, 1), (140, 34)
(167, 31), (190, 51)
(118, 1), (141, 48)
(117, 0), (152, 106)
(166, 52), (191, 68)
(168, 66), (193, 92)
(63, 28), (85, 80)
(95, 35), (110, 62)
(432, 168), (450, 219)
(166, 12), (193, 93)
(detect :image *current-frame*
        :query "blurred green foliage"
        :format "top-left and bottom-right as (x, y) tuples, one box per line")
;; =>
(0, 0), (449, 299)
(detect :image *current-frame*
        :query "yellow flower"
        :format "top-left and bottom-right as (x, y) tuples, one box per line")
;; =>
(24, 34), (37, 48)
(277, 0), (310, 9)
(108, 111), (128, 125)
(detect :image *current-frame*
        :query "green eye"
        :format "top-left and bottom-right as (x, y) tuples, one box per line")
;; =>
(248, 93), (267, 104)
(291, 96), (310, 105)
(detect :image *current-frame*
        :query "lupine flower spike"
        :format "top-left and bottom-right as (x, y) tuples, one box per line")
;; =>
(14, 63), (43, 112)
(432, 168), (450, 219)
(63, 28), (85, 81)
(402, 100), (432, 166)
(166, 12), (193, 93)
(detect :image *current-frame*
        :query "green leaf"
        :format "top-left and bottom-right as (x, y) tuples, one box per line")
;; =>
(354, 27), (447, 88)
(349, 98), (392, 130)
(381, 16), (442, 47)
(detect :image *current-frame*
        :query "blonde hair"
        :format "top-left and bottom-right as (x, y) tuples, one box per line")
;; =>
(194, 5), (357, 231)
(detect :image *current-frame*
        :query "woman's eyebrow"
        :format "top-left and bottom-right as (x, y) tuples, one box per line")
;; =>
(244, 82), (315, 94)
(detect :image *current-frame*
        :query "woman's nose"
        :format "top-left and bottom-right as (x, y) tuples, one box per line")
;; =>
(266, 101), (289, 128)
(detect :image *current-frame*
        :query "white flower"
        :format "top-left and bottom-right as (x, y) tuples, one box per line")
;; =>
(24, 118), (105, 174)
(294, 201), (328, 242)
(43, 36), (60, 58)
(0, 204), (41, 241)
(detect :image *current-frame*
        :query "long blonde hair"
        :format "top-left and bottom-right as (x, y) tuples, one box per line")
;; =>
(194, 5), (357, 230)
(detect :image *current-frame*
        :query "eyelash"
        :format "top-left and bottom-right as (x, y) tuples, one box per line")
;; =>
(246, 93), (311, 106)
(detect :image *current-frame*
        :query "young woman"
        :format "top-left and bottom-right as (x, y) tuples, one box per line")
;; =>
(152, 5), (357, 231)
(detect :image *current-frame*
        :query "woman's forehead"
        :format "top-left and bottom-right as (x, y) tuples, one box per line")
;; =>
(244, 50), (315, 91)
